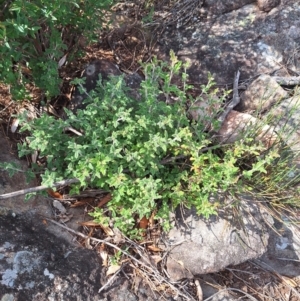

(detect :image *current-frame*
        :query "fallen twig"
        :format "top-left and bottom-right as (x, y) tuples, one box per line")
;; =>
(252, 259), (300, 299)
(0, 146), (215, 200)
(98, 263), (125, 294)
(64, 126), (83, 136)
(0, 178), (80, 200)
(195, 279), (203, 301)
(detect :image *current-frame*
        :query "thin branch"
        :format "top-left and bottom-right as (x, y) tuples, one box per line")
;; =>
(195, 279), (203, 301)
(64, 126), (83, 136)
(98, 263), (125, 294)
(0, 178), (80, 200)
(0, 151), (203, 201)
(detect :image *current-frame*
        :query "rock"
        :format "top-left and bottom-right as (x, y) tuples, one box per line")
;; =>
(199, 279), (239, 301)
(69, 59), (143, 113)
(0, 211), (103, 300)
(217, 110), (278, 147)
(204, 0), (255, 15)
(258, 217), (300, 277)
(188, 94), (221, 128)
(123, 72), (143, 101)
(0, 211), (171, 301)
(166, 196), (272, 281)
(237, 74), (288, 112)
(269, 95), (300, 152)
(156, 0), (300, 85)
(69, 59), (122, 113)
(257, 0), (280, 12)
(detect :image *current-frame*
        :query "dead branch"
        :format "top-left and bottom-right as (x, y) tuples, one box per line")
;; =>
(98, 263), (125, 294)
(0, 178), (80, 200)
(195, 279), (203, 301)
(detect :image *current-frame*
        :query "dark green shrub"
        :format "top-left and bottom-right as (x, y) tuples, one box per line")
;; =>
(0, 0), (113, 100)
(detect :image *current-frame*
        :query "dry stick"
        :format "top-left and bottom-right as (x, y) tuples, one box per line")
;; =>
(0, 178), (80, 200)
(252, 259), (300, 299)
(217, 70), (241, 126)
(98, 264), (124, 294)
(45, 218), (194, 301)
(64, 126), (83, 136)
(195, 279), (203, 301)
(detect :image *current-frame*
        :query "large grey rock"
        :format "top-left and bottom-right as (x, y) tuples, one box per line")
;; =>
(155, 0), (300, 85)
(0, 212), (103, 300)
(166, 196), (272, 281)
(0, 211), (175, 301)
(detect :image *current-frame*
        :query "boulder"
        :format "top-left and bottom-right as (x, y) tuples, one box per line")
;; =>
(155, 0), (300, 85)
(166, 196), (273, 281)
(236, 74), (289, 112)
(0, 211), (172, 301)
(0, 211), (103, 300)
(69, 59), (143, 113)
(217, 110), (278, 147)
(258, 217), (300, 278)
(269, 94), (300, 152)
(188, 94), (221, 128)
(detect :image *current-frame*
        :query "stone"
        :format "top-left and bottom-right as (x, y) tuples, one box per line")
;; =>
(257, 0), (281, 12)
(217, 110), (278, 148)
(236, 74), (288, 112)
(166, 196), (272, 280)
(258, 217), (300, 277)
(155, 0), (300, 85)
(0, 211), (172, 301)
(268, 94), (300, 152)
(69, 59), (122, 113)
(199, 279), (239, 301)
(188, 94), (221, 128)
(0, 211), (103, 300)
(69, 59), (143, 113)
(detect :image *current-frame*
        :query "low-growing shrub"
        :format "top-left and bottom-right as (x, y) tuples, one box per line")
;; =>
(0, 0), (113, 100)
(6, 52), (298, 237)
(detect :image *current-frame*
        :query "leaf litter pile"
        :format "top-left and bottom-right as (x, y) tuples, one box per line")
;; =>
(1, 1), (300, 300)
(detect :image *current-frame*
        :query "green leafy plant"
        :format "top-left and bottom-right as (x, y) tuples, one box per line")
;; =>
(9, 52), (299, 237)
(0, 0), (114, 100)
